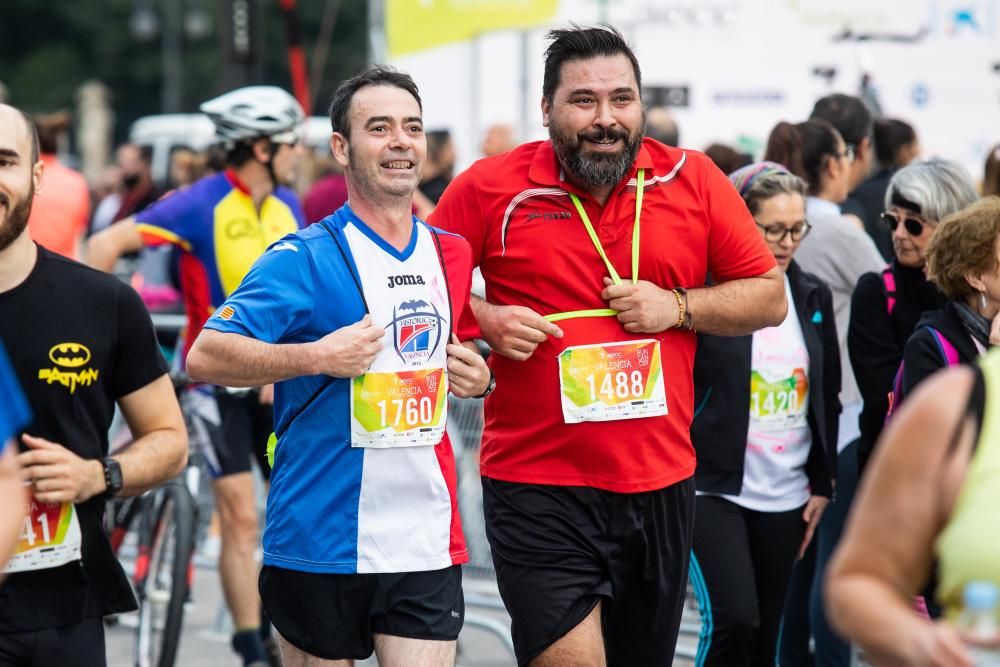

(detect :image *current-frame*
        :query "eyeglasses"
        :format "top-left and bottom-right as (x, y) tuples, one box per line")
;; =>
(834, 144), (856, 164)
(755, 220), (812, 243)
(881, 210), (932, 236)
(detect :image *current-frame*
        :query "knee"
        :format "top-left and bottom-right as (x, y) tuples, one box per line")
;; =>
(215, 493), (259, 544)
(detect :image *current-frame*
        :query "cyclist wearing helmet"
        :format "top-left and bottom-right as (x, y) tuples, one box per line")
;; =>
(88, 86), (307, 667)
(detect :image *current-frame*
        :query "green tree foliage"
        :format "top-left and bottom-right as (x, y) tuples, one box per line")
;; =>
(0, 0), (367, 138)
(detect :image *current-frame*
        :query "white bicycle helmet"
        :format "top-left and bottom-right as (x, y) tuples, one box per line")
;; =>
(199, 86), (305, 146)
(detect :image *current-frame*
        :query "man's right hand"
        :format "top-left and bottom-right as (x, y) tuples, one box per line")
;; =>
(313, 315), (385, 377)
(474, 302), (563, 361)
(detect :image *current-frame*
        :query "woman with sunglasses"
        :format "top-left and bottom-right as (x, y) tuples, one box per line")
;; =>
(848, 159), (979, 474)
(897, 197), (1000, 406)
(690, 163), (839, 666)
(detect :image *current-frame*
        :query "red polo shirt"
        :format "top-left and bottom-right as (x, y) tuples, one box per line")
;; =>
(430, 139), (775, 492)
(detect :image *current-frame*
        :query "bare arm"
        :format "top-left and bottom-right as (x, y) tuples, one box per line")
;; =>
(86, 217), (143, 272)
(113, 374), (188, 496)
(0, 445), (26, 573)
(600, 265), (786, 337)
(18, 374), (187, 503)
(469, 296), (563, 361)
(825, 367), (976, 667)
(686, 265), (786, 335)
(187, 316), (384, 387)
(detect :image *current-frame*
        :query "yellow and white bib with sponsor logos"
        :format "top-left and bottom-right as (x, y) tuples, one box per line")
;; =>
(557, 339), (668, 424)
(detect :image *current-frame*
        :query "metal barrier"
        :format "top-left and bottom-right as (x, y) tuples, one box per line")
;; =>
(447, 396), (517, 661)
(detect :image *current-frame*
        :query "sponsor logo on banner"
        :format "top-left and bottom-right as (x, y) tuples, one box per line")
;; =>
(712, 90), (786, 105)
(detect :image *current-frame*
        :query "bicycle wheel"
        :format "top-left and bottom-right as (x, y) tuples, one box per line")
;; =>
(135, 482), (197, 667)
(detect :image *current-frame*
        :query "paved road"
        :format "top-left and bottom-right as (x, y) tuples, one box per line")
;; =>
(105, 562), (698, 666)
(106, 563), (517, 667)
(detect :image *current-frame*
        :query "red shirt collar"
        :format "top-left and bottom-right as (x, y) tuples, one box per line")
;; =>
(225, 168), (252, 195)
(527, 139), (656, 196)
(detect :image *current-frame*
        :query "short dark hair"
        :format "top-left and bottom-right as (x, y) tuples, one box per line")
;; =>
(873, 118), (916, 168)
(328, 66), (422, 139)
(809, 93), (873, 148)
(11, 107), (40, 164)
(764, 119), (842, 195)
(225, 140), (259, 168)
(543, 25), (641, 101)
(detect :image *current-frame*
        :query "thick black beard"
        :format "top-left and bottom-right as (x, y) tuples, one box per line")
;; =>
(550, 123), (644, 189)
(0, 186), (33, 252)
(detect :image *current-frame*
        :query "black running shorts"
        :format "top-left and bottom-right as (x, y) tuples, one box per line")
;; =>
(259, 564), (464, 660)
(483, 476), (695, 666)
(206, 389), (272, 479)
(0, 617), (106, 667)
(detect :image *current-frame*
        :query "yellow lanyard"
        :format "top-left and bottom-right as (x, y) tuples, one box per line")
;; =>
(545, 169), (645, 323)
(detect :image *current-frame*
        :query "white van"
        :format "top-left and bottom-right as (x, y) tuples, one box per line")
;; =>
(129, 114), (332, 186)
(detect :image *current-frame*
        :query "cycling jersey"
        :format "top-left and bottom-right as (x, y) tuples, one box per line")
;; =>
(203, 205), (479, 574)
(134, 170), (305, 358)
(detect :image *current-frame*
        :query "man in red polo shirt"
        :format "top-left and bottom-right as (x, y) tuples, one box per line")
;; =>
(430, 26), (786, 666)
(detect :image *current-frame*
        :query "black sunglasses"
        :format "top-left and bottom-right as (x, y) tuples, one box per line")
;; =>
(755, 220), (812, 243)
(881, 210), (930, 236)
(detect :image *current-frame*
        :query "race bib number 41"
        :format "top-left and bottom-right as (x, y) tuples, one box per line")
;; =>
(351, 368), (448, 448)
(3, 493), (82, 574)
(558, 339), (668, 424)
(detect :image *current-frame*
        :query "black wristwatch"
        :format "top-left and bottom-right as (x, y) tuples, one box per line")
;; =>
(100, 457), (123, 499)
(474, 370), (496, 399)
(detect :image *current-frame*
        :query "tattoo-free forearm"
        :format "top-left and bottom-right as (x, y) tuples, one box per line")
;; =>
(187, 329), (318, 387)
(114, 427), (188, 497)
(686, 268), (786, 336)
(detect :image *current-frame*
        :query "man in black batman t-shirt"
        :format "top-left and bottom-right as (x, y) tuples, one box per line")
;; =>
(0, 105), (188, 666)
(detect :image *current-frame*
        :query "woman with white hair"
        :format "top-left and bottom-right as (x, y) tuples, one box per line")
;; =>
(848, 158), (979, 475)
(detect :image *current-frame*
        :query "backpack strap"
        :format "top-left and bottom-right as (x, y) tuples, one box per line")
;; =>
(929, 327), (961, 366)
(886, 326), (959, 423)
(881, 265), (897, 316)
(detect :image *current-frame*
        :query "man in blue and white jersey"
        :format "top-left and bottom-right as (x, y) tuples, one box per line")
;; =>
(187, 67), (492, 666)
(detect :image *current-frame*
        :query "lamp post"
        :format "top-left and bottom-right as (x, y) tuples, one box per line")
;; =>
(130, 0), (212, 113)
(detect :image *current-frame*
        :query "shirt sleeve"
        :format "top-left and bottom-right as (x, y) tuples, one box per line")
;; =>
(0, 342), (31, 444)
(133, 189), (198, 250)
(700, 157), (777, 283)
(203, 235), (316, 343)
(111, 283), (170, 398)
(428, 167), (488, 268)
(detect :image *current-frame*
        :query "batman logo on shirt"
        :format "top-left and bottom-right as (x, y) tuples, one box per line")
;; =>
(39, 342), (99, 393)
(48, 343), (91, 368)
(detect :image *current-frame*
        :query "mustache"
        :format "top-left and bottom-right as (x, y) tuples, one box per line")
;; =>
(578, 127), (630, 143)
(0, 192), (8, 208)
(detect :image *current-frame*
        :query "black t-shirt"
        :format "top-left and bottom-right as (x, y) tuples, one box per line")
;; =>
(0, 246), (168, 632)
